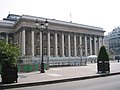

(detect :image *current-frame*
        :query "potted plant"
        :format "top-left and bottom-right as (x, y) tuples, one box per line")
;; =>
(0, 40), (20, 83)
(97, 45), (110, 73)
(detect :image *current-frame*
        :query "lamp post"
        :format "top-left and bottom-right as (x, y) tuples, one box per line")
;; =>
(35, 19), (49, 73)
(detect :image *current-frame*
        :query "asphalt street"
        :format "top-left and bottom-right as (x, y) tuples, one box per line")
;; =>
(7, 75), (120, 90)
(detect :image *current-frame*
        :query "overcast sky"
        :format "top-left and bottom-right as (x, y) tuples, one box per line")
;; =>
(0, 0), (120, 35)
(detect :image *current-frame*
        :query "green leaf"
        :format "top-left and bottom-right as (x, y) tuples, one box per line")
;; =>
(97, 45), (109, 61)
(0, 40), (20, 66)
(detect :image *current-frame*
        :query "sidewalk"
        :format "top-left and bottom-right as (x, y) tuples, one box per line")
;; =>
(1, 61), (120, 89)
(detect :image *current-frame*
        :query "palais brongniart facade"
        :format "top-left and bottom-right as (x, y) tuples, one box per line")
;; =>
(0, 14), (105, 63)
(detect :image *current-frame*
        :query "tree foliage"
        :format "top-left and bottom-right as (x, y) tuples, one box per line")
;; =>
(97, 45), (109, 61)
(0, 40), (20, 66)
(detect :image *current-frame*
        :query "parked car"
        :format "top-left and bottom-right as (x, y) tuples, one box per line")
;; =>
(87, 55), (97, 63)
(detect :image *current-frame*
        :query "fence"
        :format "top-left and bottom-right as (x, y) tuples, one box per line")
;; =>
(0, 56), (97, 73)
(47, 56), (87, 66)
(17, 63), (49, 72)
(0, 64), (49, 73)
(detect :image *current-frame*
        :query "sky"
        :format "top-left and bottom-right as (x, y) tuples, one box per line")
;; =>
(0, 0), (120, 35)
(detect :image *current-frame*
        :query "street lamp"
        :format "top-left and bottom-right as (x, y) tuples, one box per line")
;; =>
(35, 19), (49, 73)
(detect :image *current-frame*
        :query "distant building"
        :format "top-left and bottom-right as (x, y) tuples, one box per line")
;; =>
(0, 14), (104, 63)
(103, 35), (109, 52)
(109, 27), (120, 55)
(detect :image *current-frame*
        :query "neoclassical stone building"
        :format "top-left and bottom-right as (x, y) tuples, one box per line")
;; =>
(0, 14), (104, 63)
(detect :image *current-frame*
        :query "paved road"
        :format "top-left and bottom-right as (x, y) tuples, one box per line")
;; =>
(1, 62), (120, 86)
(7, 75), (120, 90)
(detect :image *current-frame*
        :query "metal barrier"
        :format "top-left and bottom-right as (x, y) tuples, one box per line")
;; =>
(19, 56), (88, 66)
(12, 56), (89, 72)
(0, 56), (96, 73)
(47, 56), (87, 66)
(0, 64), (49, 73)
(17, 64), (49, 72)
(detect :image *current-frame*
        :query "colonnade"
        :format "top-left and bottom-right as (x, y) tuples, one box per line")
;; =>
(20, 29), (103, 57)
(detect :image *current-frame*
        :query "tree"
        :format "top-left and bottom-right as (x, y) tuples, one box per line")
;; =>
(97, 45), (109, 61)
(97, 45), (110, 73)
(0, 40), (20, 66)
(0, 40), (20, 83)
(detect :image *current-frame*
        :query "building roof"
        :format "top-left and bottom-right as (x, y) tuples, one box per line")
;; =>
(3, 14), (21, 21)
(21, 15), (104, 31)
(0, 14), (104, 32)
(0, 20), (15, 28)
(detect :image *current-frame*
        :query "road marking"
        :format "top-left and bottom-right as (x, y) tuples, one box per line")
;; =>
(69, 67), (80, 69)
(51, 68), (60, 70)
(47, 73), (62, 77)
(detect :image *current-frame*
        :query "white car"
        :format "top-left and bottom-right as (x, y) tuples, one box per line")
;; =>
(87, 55), (97, 63)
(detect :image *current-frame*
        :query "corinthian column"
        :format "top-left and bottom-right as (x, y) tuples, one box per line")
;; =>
(22, 29), (25, 56)
(6, 33), (8, 44)
(94, 37), (97, 55)
(79, 35), (82, 56)
(68, 34), (71, 57)
(40, 31), (42, 57)
(55, 32), (58, 56)
(62, 33), (64, 57)
(31, 30), (34, 56)
(48, 32), (50, 56)
(74, 34), (77, 57)
(90, 36), (92, 55)
(85, 36), (87, 56)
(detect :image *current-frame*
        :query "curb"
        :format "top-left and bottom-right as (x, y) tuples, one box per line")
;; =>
(1, 72), (120, 89)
